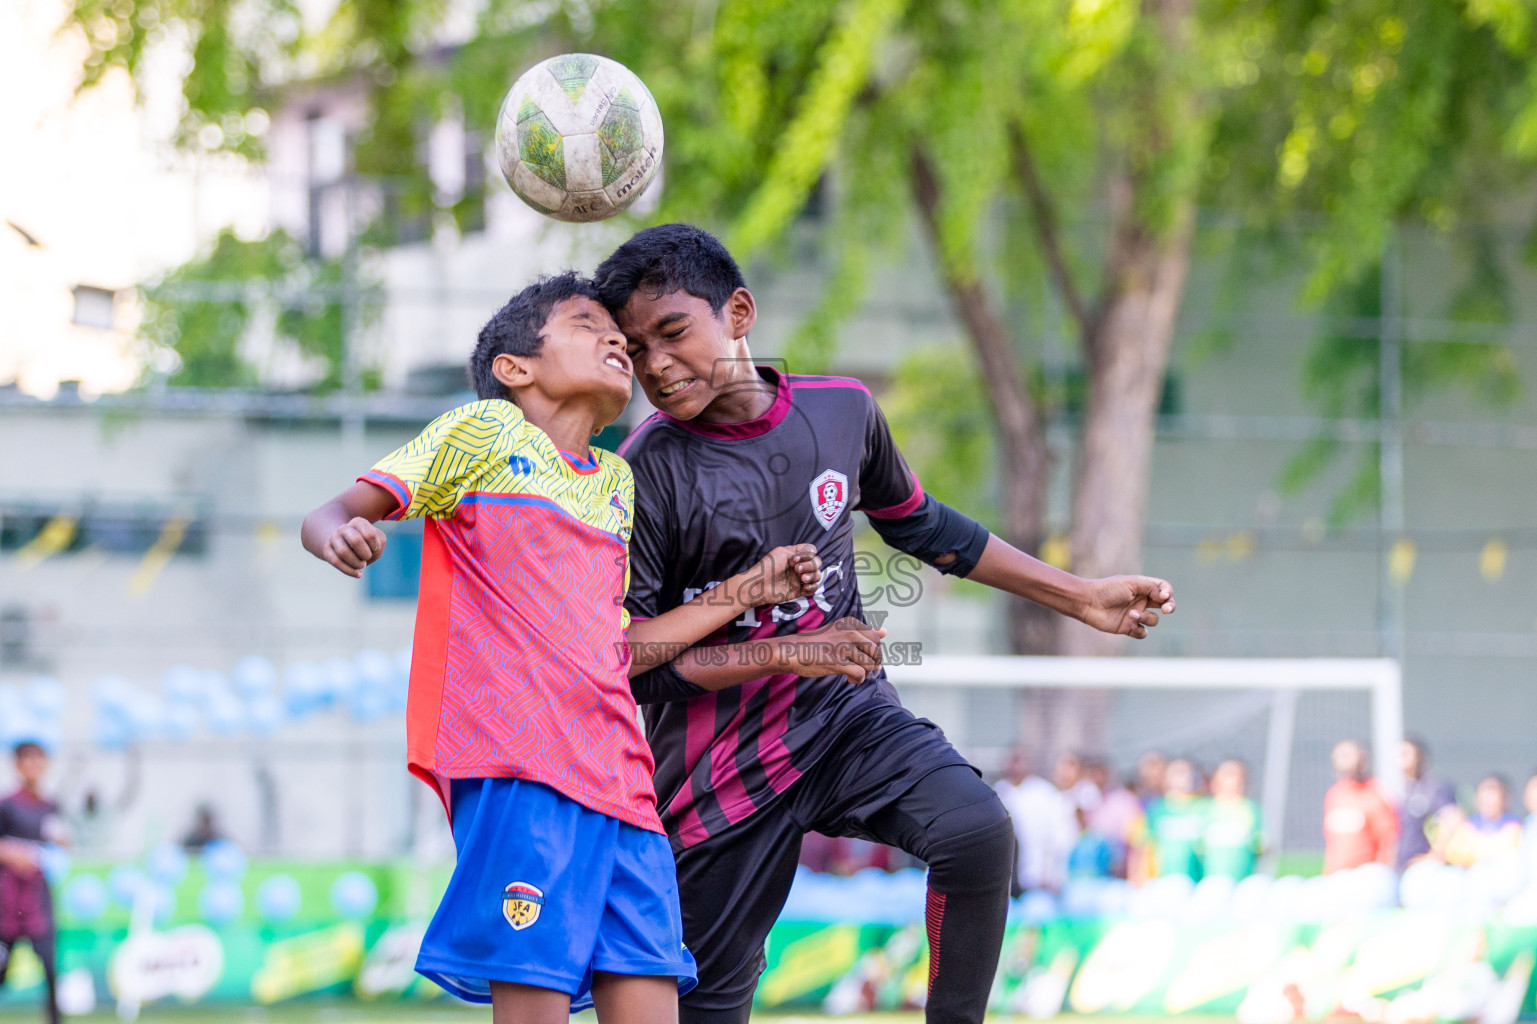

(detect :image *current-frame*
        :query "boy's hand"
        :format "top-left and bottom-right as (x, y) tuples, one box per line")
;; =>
(1079, 576), (1176, 639)
(784, 617), (887, 683)
(322, 517), (387, 578)
(742, 544), (822, 607)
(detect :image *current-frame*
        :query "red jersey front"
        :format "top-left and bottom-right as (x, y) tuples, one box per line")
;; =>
(360, 400), (660, 833)
(1322, 778), (1398, 873)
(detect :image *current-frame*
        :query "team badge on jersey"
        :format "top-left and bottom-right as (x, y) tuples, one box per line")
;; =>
(502, 881), (545, 930)
(809, 469), (849, 531)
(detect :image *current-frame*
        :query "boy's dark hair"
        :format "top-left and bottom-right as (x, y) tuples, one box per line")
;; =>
(13, 741), (43, 759)
(593, 223), (746, 316)
(469, 272), (598, 401)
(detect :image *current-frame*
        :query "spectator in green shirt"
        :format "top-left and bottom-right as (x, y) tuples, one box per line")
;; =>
(1203, 759), (1263, 880)
(1142, 758), (1208, 882)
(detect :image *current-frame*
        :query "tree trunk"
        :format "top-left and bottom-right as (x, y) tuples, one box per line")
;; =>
(1060, 183), (1195, 658)
(910, 149), (1056, 655)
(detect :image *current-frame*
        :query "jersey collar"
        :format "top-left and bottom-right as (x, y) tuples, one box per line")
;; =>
(558, 448), (602, 474)
(660, 365), (791, 440)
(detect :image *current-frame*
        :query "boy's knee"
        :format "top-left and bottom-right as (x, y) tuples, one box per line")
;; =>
(925, 795), (1016, 892)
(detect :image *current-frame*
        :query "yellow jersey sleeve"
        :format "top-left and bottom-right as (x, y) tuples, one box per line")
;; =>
(360, 401), (524, 520)
(619, 468), (635, 633)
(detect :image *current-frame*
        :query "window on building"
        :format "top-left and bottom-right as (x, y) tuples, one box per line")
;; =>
(365, 520), (423, 600)
(72, 286), (116, 330)
(0, 606), (33, 669)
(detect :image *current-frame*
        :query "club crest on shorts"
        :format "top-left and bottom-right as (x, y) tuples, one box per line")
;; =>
(502, 881), (545, 930)
(809, 469), (849, 531)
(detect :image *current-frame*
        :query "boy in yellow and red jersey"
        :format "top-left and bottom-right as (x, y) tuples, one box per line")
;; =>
(301, 273), (846, 1024)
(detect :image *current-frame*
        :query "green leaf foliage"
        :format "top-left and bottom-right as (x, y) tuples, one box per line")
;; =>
(139, 229), (380, 391)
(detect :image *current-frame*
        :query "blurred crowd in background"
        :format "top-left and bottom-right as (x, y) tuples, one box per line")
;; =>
(796, 737), (1537, 892)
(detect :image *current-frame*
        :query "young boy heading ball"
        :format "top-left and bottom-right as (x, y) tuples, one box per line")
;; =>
(302, 273), (824, 1024)
(595, 226), (1176, 1024)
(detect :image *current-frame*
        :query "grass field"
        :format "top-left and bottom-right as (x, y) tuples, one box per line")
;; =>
(0, 1004), (1236, 1024)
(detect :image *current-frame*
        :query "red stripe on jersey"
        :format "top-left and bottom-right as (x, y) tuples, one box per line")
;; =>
(671, 692), (720, 847)
(659, 369), (792, 440)
(359, 470), (412, 520)
(710, 677), (765, 826)
(406, 519), (454, 814)
(788, 376), (871, 395)
(863, 471), (926, 519)
(758, 674), (804, 797)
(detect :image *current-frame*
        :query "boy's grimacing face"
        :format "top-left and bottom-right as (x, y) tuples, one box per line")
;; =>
(497, 297), (632, 424)
(613, 287), (756, 420)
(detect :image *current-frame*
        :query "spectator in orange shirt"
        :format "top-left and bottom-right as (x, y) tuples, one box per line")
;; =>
(1323, 739), (1399, 873)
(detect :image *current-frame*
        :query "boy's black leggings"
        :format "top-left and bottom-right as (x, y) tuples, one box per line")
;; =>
(0, 932), (61, 1024)
(671, 707), (1015, 1024)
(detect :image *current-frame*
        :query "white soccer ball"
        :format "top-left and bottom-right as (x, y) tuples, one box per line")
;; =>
(495, 53), (664, 223)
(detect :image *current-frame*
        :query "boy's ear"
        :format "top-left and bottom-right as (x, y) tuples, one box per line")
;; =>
(492, 352), (536, 393)
(725, 287), (756, 341)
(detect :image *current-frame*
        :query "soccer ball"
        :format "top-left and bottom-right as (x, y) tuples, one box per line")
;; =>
(495, 53), (664, 223)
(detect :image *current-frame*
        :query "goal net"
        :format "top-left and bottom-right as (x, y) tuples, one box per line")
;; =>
(885, 656), (1403, 859)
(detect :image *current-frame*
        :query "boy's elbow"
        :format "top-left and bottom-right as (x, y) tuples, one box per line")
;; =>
(300, 507), (328, 555)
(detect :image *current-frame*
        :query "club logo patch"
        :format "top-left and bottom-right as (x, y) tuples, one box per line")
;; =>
(809, 469), (849, 531)
(502, 882), (545, 931)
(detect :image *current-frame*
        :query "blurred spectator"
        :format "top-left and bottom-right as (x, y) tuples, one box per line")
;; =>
(1135, 750), (1168, 807)
(63, 750), (140, 857)
(994, 748), (1076, 894)
(0, 742), (68, 1024)
(1520, 772), (1537, 877)
(1397, 737), (1455, 871)
(1443, 775), (1522, 867)
(1323, 739), (1398, 873)
(180, 803), (226, 854)
(1203, 759), (1263, 880)
(1085, 759), (1143, 879)
(1140, 758), (1207, 882)
(1053, 751), (1102, 812)
(1067, 806), (1114, 879)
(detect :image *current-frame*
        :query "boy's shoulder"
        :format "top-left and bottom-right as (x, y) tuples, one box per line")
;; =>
(596, 446), (634, 484)
(783, 371), (873, 397)
(438, 398), (526, 430)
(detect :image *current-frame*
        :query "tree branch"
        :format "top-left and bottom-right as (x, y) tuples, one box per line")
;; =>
(1009, 123), (1092, 336)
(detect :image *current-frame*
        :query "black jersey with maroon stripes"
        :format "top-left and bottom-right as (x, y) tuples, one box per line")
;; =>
(620, 366), (940, 848)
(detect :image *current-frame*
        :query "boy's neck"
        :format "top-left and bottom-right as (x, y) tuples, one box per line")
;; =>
(698, 363), (776, 425)
(519, 399), (602, 456)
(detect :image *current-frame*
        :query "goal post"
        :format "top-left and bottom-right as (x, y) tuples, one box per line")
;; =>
(885, 656), (1403, 861)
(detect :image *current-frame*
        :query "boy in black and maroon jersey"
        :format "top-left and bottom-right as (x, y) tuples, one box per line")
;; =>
(0, 743), (67, 1024)
(595, 224), (1176, 1024)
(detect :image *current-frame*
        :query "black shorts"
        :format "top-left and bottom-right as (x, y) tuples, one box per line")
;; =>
(671, 703), (980, 1010)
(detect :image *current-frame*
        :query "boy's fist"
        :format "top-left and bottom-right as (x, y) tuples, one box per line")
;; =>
(1080, 575), (1176, 639)
(789, 616), (887, 684)
(323, 517), (387, 578)
(743, 544), (822, 607)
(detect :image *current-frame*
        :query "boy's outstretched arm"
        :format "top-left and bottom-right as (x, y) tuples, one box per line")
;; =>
(626, 545), (822, 676)
(301, 482), (399, 577)
(959, 535), (1175, 639)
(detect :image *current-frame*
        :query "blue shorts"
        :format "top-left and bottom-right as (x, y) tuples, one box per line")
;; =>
(415, 777), (697, 1009)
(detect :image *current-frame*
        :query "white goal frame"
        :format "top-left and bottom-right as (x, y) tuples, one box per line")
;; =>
(885, 656), (1403, 858)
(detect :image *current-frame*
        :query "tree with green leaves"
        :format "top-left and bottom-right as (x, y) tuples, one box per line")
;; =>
(73, 0), (1531, 677)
